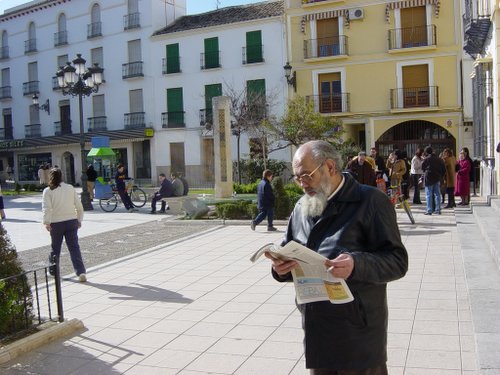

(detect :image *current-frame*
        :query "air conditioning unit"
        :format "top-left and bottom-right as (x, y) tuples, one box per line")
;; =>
(349, 8), (364, 20)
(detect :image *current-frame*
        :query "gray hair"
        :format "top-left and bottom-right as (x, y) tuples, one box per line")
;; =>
(298, 140), (344, 171)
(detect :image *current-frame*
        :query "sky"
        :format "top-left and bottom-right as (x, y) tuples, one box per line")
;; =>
(0, 0), (264, 15)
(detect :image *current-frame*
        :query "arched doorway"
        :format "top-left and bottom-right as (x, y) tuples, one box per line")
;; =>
(375, 120), (456, 158)
(61, 152), (75, 185)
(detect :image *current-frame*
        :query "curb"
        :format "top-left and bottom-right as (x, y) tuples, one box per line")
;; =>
(0, 318), (85, 365)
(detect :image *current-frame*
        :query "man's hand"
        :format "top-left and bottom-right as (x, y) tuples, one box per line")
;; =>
(265, 252), (298, 276)
(45, 224), (51, 232)
(325, 253), (354, 279)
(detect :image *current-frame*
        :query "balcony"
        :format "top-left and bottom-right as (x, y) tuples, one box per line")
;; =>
(306, 93), (350, 113)
(52, 76), (62, 91)
(199, 108), (213, 129)
(122, 61), (143, 79)
(54, 30), (68, 47)
(162, 111), (185, 128)
(54, 121), (72, 136)
(304, 35), (348, 59)
(87, 22), (102, 39)
(23, 81), (39, 96)
(124, 112), (145, 129)
(390, 86), (439, 110)
(388, 25), (436, 50)
(162, 57), (181, 74)
(25, 124), (41, 138)
(242, 45), (264, 64)
(0, 45), (9, 60)
(24, 38), (37, 54)
(200, 51), (221, 70)
(0, 127), (14, 140)
(88, 116), (107, 132)
(124, 12), (140, 30)
(463, 0), (491, 57)
(0, 86), (12, 100)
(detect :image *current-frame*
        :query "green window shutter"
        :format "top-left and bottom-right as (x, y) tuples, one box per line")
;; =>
(204, 84), (222, 124)
(166, 43), (180, 73)
(246, 79), (266, 120)
(166, 88), (184, 126)
(204, 37), (219, 69)
(246, 30), (262, 64)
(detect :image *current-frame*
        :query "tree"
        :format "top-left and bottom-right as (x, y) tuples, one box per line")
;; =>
(265, 95), (344, 150)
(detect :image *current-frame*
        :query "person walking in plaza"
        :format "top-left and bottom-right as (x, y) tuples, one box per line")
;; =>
(42, 168), (87, 282)
(345, 151), (376, 186)
(410, 148), (424, 204)
(251, 169), (277, 231)
(422, 146), (446, 215)
(455, 150), (472, 205)
(150, 173), (173, 214)
(265, 140), (408, 374)
(460, 147), (474, 204)
(442, 148), (457, 208)
(85, 165), (97, 200)
(115, 164), (136, 212)
(387, 149), (406, 188)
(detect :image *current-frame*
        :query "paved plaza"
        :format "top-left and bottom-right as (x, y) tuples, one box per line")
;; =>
(0, 192), (497, 374)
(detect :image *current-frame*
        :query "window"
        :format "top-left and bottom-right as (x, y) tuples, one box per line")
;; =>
(203, 37), (220, 69)
(91, 47), (104, 79)
(123, 40), (143, 78)
(88, 4), (102, 38)
(1, 68), (11, 99)
(125, 89), (144, 128)
(55, 13), (68, 46)
(23, 62), (39, 95)
(319, 73), (342, 113)
(166, 88), (184, 127)
(246, 79), (266, 120)
(2, 108), (13, 140)
(317, 18), (340, 57)
(165, 43), (180, 73)
(402, 64), (429, 107)
(1, 30), (8, 59)
(401, 7), (427, 47)
(170, 142), (185, 175)
(25, 22), (36, 53)
(202, 84), (222, 125)
(125, 0), (140, 29)
(92, 95), (105, 116)
(245, 30), (263, 64)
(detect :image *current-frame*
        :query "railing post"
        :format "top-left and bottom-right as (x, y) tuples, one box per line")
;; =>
(51, 254), (65, 322)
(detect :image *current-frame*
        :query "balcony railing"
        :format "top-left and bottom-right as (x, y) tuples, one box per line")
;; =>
(23, 81), (39, 96)
(88, 116), (107, 132)
(87, 22), (102, 39)
(306, 93), (350, 113)
(0, 45), (9, 60)
(162, 57), (181, 74)
(52, 76), (62, 91)
(161, 111), (185, 128)
(54, 121), (72, 136)
(199, 108), (213, 128)
(54, 30), (68, 46)
(304, 35), (348, 59)
(463, 0), (491, 57)
(0, 86), (12, 100)
(200, 51), (221, 70)
(388, 25), (436, 50)
(124, 112), (145, 129)
(122, 61), (144, 79)
(302, 0), (328, 4)
(124, 12), (140, 30)
(390, 86), (439, 109)
(242, 45), (264, 64)
(25, 124), (41, 138)
(24, 38), (37, 54)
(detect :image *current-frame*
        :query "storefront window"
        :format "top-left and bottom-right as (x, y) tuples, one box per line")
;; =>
(18, 153), (52, 181)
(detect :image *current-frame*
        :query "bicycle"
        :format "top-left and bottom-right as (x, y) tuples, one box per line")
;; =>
(387, 185), (415, 224)
(99, 179), (147, 212)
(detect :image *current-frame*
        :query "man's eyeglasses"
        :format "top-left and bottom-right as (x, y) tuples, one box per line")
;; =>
(293, 162), (323, 184)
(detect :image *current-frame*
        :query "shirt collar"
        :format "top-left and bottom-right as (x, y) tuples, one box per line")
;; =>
(327, 175), (345, 201)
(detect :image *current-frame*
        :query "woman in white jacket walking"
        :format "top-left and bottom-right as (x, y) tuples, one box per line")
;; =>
(42, 168), (87, 282)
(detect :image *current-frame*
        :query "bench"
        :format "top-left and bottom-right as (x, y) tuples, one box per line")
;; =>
(160, 196), (188, 214)
(160, 196), (210, 218)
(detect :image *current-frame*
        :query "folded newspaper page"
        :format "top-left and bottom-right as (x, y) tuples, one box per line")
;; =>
(250, 240), (354, 304)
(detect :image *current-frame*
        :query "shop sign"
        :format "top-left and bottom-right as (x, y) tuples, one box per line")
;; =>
(0, 140), (24, 149)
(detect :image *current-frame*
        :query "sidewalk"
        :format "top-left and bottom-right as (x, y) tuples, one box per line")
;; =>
(0, 202), (480, 374)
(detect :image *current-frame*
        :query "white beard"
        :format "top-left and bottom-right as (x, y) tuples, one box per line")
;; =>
(300, 192), (328, 218)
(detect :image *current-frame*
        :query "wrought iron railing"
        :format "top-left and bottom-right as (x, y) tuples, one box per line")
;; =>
(87, 22), (102, 39)
(200, 51), (221, 70)
(390, 86), (439, 109)
(306, 93), (350, 113)
(162, 111), (185, 128)
(25, 124), (41, 138)
(304, 35), (348, 59)
(124, 12), (140, 30)
(0, 86), (11, 100)
(124, 112), (145, 129)
(162, 57), (181, 74)
(54, 30), (68, 46)
(88, 116), (107, 132)
(0, 45), (9, 60)
(54, 121), (72, 136)
(122, 61), (144, 79)
(388, 25), (436, 50)
(22, 81), (39, 96)
(24, 38), (37, 54)
(242, 45), (264, 64)
(199, 108), (213, 128)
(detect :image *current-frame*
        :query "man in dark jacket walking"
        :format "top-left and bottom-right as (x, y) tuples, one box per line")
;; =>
(251, 169), (277, 231)
(421, 146), (446, 215)
(265, 140), (408, 374)
(149, 173), (173, 214)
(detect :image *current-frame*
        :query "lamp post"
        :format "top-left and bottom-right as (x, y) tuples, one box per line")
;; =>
(56, 54), (104, 211)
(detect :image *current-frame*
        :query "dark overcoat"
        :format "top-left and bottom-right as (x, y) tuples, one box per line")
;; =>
(274, 173), (408, 370)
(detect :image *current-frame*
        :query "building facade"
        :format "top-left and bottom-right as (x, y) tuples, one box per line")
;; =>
(285, 0), (466, 161)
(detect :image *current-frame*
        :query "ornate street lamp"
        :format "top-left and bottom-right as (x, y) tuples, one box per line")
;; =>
(56, 54), (104, 211)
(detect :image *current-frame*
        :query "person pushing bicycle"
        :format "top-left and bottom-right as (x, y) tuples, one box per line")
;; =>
(115, 164), (136, 212)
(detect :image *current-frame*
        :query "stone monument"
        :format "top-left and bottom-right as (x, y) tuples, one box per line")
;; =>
(213, 96), (233, 198)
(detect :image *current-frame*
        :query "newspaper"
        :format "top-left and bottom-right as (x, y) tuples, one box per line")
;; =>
(250, 240), (354, 304)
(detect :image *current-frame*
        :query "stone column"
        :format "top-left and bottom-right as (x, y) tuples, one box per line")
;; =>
(213, 96), (233, 198)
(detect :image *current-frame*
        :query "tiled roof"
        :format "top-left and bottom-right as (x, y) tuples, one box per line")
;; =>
(153, 0), (284, 36)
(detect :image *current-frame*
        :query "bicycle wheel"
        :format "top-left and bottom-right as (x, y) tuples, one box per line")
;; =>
(130, 187), (147, 208)
(401, 198), (415, 224)
(99, 193), (118, 212)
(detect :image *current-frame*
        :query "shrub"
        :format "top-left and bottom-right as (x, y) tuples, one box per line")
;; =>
(215, 200), (257, 219)
(235, 159), (288, 184)
(233, 181), (259, 194)
(272, 177), (292, 219)
(284, 182), (304, 207)
(0, 224), (33, 337)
